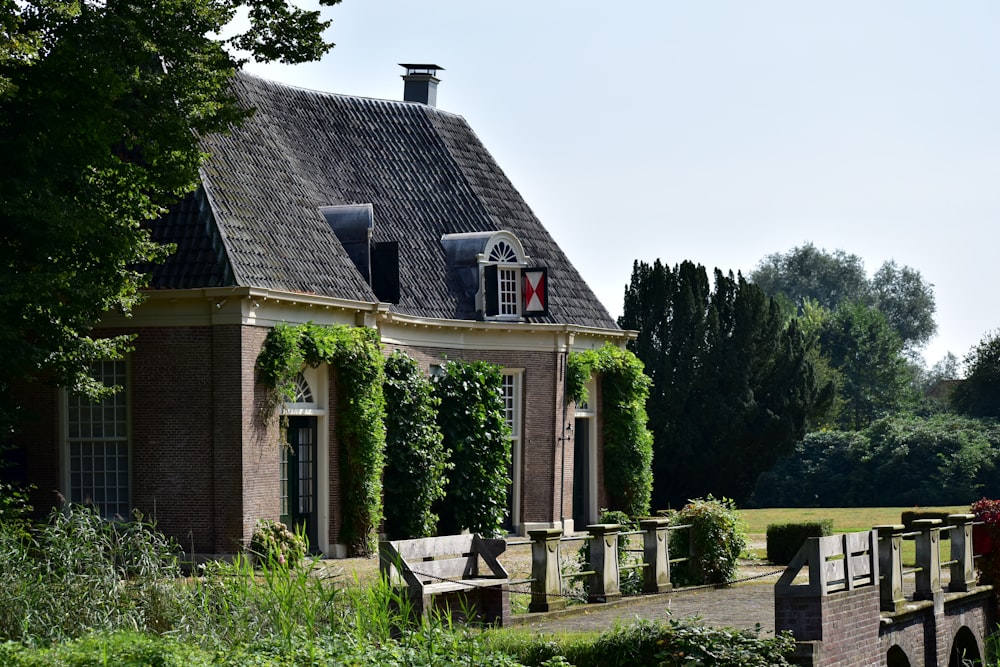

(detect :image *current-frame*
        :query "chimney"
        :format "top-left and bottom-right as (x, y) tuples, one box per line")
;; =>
(400, 64), (444, 107)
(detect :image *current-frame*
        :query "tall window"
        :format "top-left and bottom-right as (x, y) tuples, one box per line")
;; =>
(65, 360), (129, 519)
(501, 370), (523, 531)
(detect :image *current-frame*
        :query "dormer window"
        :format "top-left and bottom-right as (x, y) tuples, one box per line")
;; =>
(481, 233), (528, 321)
(440, 230), (548, 321)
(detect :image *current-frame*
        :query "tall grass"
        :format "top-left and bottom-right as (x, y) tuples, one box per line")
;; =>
(0, 503), (800, 665)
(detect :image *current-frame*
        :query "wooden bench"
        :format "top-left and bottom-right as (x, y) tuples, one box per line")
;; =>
(379, 533), (510, 626)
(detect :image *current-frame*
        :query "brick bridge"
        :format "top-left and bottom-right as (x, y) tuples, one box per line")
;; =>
(517, 514), (994, 666)
(774, 516), (995, 666)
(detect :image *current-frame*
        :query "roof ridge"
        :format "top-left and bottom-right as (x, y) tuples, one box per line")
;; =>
(237, 70), (469, 122)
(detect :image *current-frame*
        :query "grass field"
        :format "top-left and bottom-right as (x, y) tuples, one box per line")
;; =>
(739, 505), (972, 563)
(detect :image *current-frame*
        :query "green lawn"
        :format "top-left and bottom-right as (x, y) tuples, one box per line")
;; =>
(739, 505), (972, 564)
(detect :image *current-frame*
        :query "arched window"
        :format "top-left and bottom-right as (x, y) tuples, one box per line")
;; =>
(482, 232), (528, 320)
(291, 372), (314, 404)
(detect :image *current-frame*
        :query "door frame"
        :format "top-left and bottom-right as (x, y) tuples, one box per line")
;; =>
(282, 365), (330, 555)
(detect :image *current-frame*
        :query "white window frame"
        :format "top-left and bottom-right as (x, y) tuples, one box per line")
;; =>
(479, 232), (529, 321)
(573, 377), (599, 528)
(61, 359), (131, 519)
(502, 369), (524, 533)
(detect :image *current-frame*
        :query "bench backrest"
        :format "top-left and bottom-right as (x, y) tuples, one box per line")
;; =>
(380, 534), (508, 587)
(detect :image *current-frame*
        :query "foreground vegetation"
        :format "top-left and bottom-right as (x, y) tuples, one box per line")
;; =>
(0, 502), (794, 666)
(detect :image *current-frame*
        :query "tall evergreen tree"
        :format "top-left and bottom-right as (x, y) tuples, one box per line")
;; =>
(620, 260), (823, 508)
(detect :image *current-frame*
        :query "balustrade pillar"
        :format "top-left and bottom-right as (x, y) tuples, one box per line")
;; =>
(640, 518), (672, 593)
(913, 518), (943, 607)
(528, 528), (565, 612)
(948, 513), (977, 592)
(876, 524), (906, 612)
(586, 523), (622, 603)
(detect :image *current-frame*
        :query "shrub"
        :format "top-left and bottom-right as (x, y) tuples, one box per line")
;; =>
(576, 509), (642, 596)
(492, 617), (795, 667)
(248, 519), (307, 568)
(971, 498), (1000, 586)
(766, 520), (833, 564)
(382, 351), (449, 539)
(668, 496), (747, 585)
(432, 360), (510, 537)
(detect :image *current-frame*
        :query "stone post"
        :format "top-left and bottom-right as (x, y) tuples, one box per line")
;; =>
(876, 524), (906, 612)
(640, 518), (672, 593)
(948, 513), (977, 592)
(586, 523), (622, 603)
(528, 528), (565, 612)
(913, 518), (943, 607)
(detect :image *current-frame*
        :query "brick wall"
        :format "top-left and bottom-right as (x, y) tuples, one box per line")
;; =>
(130, 326), (216, 551)
(775, 586), (882, 667)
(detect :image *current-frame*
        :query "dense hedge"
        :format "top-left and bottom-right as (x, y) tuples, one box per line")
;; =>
(766, 520), (833, 565)
(382, 351), (449, 539)
(568, 345), (653, 517)
(753, 414), (1000, 507)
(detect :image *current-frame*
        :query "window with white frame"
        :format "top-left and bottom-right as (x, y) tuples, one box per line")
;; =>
(501, 370), (523, 529)
(481, 233), (528, 320)
(65, 360), (129, 519)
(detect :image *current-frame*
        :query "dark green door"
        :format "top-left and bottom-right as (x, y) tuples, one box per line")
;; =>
(572, 418), (591, 530)
(281, 416), (318, 549)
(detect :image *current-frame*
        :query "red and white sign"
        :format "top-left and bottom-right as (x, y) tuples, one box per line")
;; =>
(523, 268), (548, 316)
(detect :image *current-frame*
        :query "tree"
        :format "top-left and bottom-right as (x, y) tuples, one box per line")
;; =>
(817, 302), (913, 430)
(751, 243), (869, 312)
(0, 0), (340, 429)
(869, 260), (937, 352)
(952, 331), (1000, 419)
(750, 243), (937, 352)
(620, 259), (824, 508)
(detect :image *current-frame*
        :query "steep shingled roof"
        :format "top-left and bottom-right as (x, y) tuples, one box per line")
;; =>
(152, 72), (618, 329)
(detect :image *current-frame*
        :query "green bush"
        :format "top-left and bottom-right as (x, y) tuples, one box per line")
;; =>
(766, 520), (833, 565)
(432, 359), (510, 537)
(383, 351), (449, 539)
(248, 519), (307, 568)
(576, 510), (642, 597)
(668, 496), (747, 585)
(491, 617), (795, 667)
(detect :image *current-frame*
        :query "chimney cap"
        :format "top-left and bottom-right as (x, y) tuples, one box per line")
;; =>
(399, 64), (445, 77)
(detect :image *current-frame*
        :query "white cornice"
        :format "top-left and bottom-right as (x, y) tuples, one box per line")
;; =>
(96, 288), (635, 352)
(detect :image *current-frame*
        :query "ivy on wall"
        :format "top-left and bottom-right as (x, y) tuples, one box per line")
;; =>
(432, 359), (511, 538)
(382, 351), (450, 539)
(257, 322), (385, 557)
(567, 344), (654, 517)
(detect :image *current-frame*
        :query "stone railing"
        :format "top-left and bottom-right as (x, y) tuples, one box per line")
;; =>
(774, 514), (979, 612)
(524, 519), (686, 612)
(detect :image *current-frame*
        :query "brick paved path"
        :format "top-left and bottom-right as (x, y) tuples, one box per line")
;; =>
(512, 565), (784, 635)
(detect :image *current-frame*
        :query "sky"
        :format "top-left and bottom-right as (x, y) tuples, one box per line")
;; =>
(246, 1), (1000, 370)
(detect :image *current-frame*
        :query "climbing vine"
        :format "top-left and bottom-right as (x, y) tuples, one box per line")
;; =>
(382, 351), (450, 539)
(432, 359), (511, 538)
(257, 322), (385, 557)
(568, 344), (653, 517)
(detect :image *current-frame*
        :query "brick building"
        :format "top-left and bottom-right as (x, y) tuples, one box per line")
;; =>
(15, 66), (630, 557)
